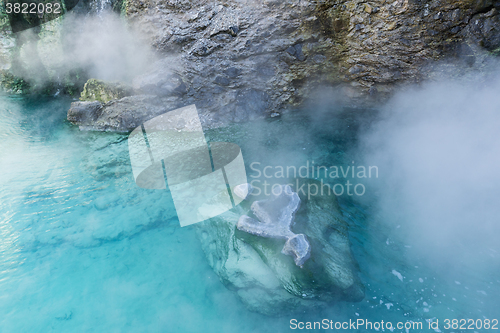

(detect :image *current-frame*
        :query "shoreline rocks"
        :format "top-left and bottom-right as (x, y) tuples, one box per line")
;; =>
(0, 0), (498, 123)
(80, 79), (134, 103)
(67, 0), (500, 131)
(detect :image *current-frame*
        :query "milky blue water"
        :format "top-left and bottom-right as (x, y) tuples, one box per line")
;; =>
(0, 95), (498, 332)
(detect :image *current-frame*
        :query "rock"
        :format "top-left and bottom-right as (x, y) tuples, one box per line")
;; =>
(196, 179), (364, 315)
(67, 94), (229, 131)
(237, 184), (311, 267)
(464, 8), (500, 52)
(285, 44), (306, 61)
(234, 89), (269, 122)
(132, 60), (188, 97)
(190, 38), (219, 56)
(67, 101), (103, 124)
(214, 75), (230, 86)
(209, 7), (240, 37)
(123, 0), (500, 110)
(223, 67), (241, 78)
(80, 79), (133, 103)
(68, 95), (173, 132)
(2, 0), (500, 106)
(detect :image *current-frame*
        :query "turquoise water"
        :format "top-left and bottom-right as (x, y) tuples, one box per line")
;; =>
(0, 95), (498, 332)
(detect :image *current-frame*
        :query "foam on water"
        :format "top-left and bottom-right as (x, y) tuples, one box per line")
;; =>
(0, 96), (498, 332)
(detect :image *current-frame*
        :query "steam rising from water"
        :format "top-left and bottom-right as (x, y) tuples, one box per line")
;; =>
(358, 72), (500, 274)
(13, 11), (155, 84)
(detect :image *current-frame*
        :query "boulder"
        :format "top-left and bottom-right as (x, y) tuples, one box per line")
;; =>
(80, 79), (134, 103)
(67, 93), (230, 131)
(195, 178), (364, 316)
(67, 101), (103, 124)
(236, 184), (311, 267)
(68, 95), (173, 131)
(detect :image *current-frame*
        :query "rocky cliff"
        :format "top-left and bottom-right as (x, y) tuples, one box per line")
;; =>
(122, 0), (500, 118)
(1, 0), (499, 121)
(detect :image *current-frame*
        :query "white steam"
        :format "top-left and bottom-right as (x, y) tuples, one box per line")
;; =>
(359, 72), (500, 272)
(15, 11), (156, 84)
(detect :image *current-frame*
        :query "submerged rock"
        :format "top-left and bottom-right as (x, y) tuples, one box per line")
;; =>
(196, 179), (364, 316)
(237, 184), (311, 267)
(282, 233), (311, 267)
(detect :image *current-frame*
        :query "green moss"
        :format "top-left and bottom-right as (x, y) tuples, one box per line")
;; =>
(118, 0), (128, 16)
(80, 78), (133, 102)
(0, 70), (30, 94)
(0, 4), (11, 33)
(490, 46), (500, 57)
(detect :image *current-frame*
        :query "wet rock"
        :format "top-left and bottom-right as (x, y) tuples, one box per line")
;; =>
(464, 8), (500, 51)
(133, 67), (188, 97)
(80, 79), (133, 103)
(68, 101), (103, 124)
(237, 184), (311, 267)
(195, 178), (364, 316)
(68, 95), (174, 132)
(234, 89), (269, 122)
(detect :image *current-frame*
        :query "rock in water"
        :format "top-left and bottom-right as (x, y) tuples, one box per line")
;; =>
(282, 234), (311, 267)
(195, 178), (364, 316)
(236, 184), (311, 267)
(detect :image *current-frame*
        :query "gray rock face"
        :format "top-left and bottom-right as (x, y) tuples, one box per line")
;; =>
(59, 0), (500, 131)
(195, 179), (364, 316)
(465, 7), (500, 52)
(67, 93), (234, 131)
(237, 184), (310, 267)
(67, 101), (103, 124)
(122, 0), (500, 116)
(68, 95), (191, 132)
(132, 62), (188, 97)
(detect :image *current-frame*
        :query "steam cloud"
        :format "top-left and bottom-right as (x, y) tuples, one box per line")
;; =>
(12, 11), (156, 85)
(358, 70), (500, 275)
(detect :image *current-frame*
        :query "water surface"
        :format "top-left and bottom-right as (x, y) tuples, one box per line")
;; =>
(0, 96), (498, 332)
